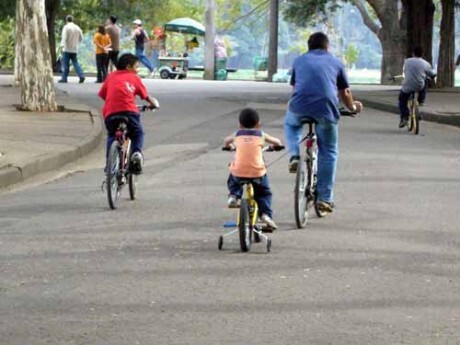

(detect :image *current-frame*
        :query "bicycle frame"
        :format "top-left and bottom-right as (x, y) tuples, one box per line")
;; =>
(237, 183), (258, 228)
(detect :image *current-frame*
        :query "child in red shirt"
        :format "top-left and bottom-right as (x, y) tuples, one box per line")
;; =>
(98, 53), (158, 173)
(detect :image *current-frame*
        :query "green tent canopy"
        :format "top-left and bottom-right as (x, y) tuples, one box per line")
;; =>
(164, 18), (205, 36)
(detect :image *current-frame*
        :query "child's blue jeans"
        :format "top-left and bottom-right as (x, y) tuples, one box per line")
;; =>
(105, 113), (144, 159)
(227, 174), (273, 218)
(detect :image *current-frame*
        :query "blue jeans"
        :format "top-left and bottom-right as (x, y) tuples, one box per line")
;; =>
(61, 52), (84, 81)
(105, 113), (144, 160)
(227, 174), (273, 218)
(284, 109), (339, 203)
(135, 48), (154, 73)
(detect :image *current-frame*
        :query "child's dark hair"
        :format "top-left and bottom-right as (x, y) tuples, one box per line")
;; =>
(116, 53), (139, 70)
(239, 108), (260, 128)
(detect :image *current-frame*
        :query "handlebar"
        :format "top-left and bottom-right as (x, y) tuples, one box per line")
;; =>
(339, 108), (357, 117)
(137, 98), (160, 112)
(222, 145), (285, 152)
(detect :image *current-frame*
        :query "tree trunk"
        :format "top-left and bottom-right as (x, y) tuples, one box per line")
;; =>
(204, 0), (215, 80)
(17, 0), (57, 111)
(353, 0), (406, 84)
(379, 32), (406, 84)
(436, 0), (455, 88)
(405, 0), (435, 63)
(267, 0), (279, 82)
(45, 0), (59, 72)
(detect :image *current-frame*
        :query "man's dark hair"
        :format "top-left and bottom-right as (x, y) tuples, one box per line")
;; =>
(109, 15), (118, 24)
(308, 32), (329, 51)
(66, 15), (73, 22)
(239, 108), (260, 128)
(116, 53), (139, 70)
(412, 46), (423, 57)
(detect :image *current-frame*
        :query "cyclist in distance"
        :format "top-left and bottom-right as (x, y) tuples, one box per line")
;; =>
(98, 53), (159, 174)
(284, 32), (363, 214)
(398, 46), (436, 128)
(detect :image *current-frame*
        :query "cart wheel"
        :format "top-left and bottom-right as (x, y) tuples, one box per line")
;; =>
(218, 236), (223, 250)
(267, 239), (272, 253)
(169, 74), (177, 79)
(160, 70), (170, 79)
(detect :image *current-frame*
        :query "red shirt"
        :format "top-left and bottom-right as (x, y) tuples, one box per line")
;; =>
(98, 70), (149, 119)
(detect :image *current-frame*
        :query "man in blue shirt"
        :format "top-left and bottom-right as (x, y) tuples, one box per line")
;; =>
(284, 32), (363, 214)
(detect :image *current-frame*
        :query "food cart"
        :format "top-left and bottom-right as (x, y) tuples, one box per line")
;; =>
(158, 18), (205, 79)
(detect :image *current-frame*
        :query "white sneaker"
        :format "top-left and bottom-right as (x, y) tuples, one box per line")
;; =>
(227, 195), (238, 208)
(149, 69), (156, 78)
(261, 214), (278, 230)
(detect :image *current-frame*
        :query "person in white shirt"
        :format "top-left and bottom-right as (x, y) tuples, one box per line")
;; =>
(58, 15), (85, 83)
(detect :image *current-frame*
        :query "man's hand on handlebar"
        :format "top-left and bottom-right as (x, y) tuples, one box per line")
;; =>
(352, 101), (363, 113)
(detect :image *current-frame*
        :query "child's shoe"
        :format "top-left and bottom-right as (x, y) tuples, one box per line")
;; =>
(131, 151), (144, 174)
(227, 195), (238, 208)
(261, 214), (278, 230)
(288, 156), (300, 173)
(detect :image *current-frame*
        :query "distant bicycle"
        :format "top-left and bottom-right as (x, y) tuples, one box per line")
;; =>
(103, 104), (157, 209)
(389, 75), (435, 135)
(220, 145), (284, 253)
(294, 108), (357, 228)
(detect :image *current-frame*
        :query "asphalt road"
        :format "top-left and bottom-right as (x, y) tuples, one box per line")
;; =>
(1, 79), (460, 345)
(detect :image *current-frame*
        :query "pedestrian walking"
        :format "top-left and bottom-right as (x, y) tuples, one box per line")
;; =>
(93, 25), (111, 83)
(455, 54), (460, 69)
(58, 15), (85, 83)
(131, 19), (155, 77)
(105, 15), (120, 72)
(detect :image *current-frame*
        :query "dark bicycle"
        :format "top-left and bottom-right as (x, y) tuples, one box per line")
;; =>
(104, 105), (156, 209)
(294, 108), (356, 228)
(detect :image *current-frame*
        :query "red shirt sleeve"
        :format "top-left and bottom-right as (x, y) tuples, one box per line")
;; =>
(98, 79), (108, 100)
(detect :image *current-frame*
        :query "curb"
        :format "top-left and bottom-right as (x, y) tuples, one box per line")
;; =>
(0, 108), (103, 190)
(360, 98), (460, 128)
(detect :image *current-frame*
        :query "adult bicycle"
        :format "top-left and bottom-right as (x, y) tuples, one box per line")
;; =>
(220, 145), (284, 252)
(294, 109), (356, 228)
(103, 104), (157, 209)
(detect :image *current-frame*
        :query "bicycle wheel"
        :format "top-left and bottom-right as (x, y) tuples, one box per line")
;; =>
(294, 157), (308, 228)
(127, 145), (138, 200)
(407, 99), (414, 131)
(106, 141), (121, 209)
(238, 199), (252, 252)
(412, 103), (420, 135)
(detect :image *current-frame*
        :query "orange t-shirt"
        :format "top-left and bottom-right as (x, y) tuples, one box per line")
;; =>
(229, 129), (266, 178)
(93, 33), (111, 55)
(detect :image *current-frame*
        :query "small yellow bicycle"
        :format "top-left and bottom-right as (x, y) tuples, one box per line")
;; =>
(219, 145), (284, 253)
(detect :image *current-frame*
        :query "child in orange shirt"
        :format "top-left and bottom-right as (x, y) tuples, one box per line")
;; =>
(93, 25), (112, 83)
(223, 108), (283, 229)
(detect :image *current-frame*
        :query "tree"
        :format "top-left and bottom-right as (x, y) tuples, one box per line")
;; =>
(344, 43), (359, 68)
(283, 0), (406, 84)
(436, 0), (456, 87)
(16, 0), (57, 111)
(402, 0), (435, 62)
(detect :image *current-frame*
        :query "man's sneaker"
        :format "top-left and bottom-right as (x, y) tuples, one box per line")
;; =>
(79, 77), (85, 83)
(149, 69), (156, 78)
(398, 118), (408, 128)
(227, 195), (238, 208)
(57, 79), (67, 83)
(316, 201), (335, 214)
(261, 214), (278, 230)
(418, 102), (425, 107)
(289, 156), (300, 173)
(131, 151), (144, 174)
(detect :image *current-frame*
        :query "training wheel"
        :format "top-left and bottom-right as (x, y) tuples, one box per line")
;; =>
(218, 236), (223, 250)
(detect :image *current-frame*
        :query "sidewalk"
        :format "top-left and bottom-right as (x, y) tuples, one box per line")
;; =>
(353, 85), (460, 127)
(0, 75), (102, 190)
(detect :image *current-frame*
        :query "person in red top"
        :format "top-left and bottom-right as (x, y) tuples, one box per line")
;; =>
(98, 53), (159, 173)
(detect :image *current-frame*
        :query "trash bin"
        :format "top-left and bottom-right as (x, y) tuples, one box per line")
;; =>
(253, 56), (268, 80)
(215, 57), (227, 80)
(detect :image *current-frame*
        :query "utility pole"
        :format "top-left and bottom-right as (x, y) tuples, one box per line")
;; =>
(204, 0), (215, 80)
(267, 0), (279, 82)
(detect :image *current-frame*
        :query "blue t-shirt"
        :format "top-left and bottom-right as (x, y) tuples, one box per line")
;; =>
(288, 50), (349, 123)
